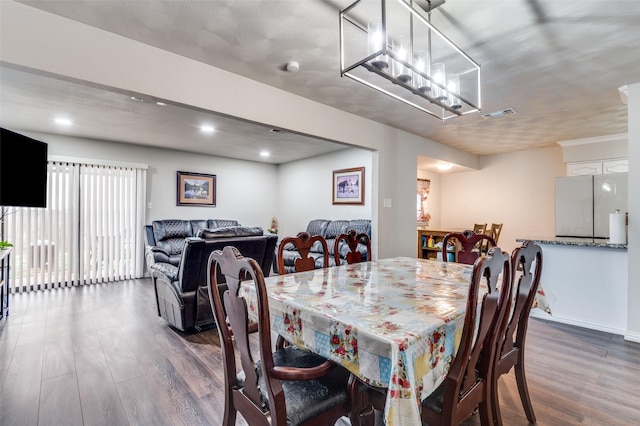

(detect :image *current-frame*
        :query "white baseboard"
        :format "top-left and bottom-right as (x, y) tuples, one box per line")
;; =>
(624, 330), (640, 343)
(530, 310), (627, 336)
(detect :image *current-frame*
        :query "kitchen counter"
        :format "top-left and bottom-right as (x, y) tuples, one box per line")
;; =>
(518, 237), (628, 336)
(516, 237), (627, 249)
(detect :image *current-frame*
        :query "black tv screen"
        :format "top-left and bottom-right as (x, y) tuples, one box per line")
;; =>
(0, 128), (48, 208)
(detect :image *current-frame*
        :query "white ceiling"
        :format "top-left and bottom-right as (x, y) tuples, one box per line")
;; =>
(0, 65), (347, 164)
(1, 0), (638, 168)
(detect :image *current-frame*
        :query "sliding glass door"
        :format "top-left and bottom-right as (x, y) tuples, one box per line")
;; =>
(4, 161), (147, 292)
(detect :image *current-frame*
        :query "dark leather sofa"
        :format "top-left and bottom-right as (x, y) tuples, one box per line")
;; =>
(277, 219), (371, 274)
(144, 219), (241, 268)
(145, 219), (277, 331)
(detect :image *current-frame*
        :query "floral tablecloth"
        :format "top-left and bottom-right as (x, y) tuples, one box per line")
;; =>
(242, 257), (478, 426)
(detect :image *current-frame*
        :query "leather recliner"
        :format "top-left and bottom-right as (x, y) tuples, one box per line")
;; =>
(150, 226), (277, 331)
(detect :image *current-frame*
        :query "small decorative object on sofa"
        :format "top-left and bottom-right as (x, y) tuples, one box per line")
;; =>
(276, 218), (371, 274)
(268, 215), (279, 235)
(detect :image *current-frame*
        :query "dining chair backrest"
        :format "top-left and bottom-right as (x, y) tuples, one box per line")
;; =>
(490, 223), (503, 244)
(473, 223), (487, 235)
(421, 247), (512, 426)
(277, 231), (328, 274)
(334, 229), (371, 266)
(492, 240), (543, 425)
(442, 230), (496, 265)
(207, 246), (351, 426)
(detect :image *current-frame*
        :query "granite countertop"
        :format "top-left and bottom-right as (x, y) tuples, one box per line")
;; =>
(516, 237), (627, 249)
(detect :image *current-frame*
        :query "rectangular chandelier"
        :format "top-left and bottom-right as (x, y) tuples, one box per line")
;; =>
(340, 0), (481, 121)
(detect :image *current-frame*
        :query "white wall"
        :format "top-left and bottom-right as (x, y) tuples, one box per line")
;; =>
(22, 132), (279, 229)
(277, 148), (373, 240)
(22, 131), (375, 245)
(440, 146), (565, 254)
(627, 82), (640, 342)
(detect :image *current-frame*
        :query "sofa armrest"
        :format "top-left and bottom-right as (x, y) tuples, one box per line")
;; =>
(145, 245), (171, 265)
(150, 262), (179, 282)
(151, 264), (184, 310)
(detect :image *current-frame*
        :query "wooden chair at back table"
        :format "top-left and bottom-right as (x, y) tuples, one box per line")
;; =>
(352, 248), (513, 426)
(207, 246), (352, 426)
(492, 240), (543, 425)
(442, 230), (496, 265)
(334, 229), (371, 266)
(479, 223), (503, 255)
(473, 223), (487, 235)
(489, 223), (503, 244)
(277, 231), (328, 274)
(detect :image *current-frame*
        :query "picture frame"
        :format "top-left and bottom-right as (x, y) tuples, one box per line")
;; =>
(332, 167), (365, 205)
(176, 171), (216, 206)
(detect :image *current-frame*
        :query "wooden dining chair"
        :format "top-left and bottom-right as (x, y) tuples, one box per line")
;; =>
(277, 231), (328, 274)
(207, 246), (352, 426)
(334, 229), (371, 266)
(473, 223), (487, 235)
(492, 240), (543, 425)
(441, 230), (496, 265)
(489, 223), (503, 244)
(350, 248), (512, 426)
(421, 247), (512, 426)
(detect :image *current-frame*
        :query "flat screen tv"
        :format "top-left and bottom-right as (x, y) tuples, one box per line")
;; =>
(0, 127), (48, 208)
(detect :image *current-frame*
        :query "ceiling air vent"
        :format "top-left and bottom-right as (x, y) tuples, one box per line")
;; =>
(481, 108), (517, 119)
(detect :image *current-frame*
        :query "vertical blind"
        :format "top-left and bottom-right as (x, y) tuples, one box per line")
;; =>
(5, 161), (147, 292)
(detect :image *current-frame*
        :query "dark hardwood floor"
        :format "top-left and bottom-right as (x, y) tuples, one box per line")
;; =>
(1, 278), (639, 426)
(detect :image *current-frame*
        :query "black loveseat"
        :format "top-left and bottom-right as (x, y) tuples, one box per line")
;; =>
(276, 219), (371, 274)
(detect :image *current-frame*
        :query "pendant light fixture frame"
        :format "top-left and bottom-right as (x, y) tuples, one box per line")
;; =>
(339, 0), (481, 120)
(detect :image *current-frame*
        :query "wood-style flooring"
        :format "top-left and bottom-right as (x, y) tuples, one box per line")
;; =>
(1, 278), (639, 426)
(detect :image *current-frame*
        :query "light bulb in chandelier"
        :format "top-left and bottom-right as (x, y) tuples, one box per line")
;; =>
(447, 74), (462, 109)
(432, 63), (447, 102)
(413, 50), (431, 93)
(392, 36), (411, 84)
(367, 18), (389, 70)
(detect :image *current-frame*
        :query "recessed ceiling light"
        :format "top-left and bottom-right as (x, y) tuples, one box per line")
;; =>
(260, 151), (270, 157)
(200, 125), (215, 134)
(156, 101), (167, 107)
(130, 96), (145, 102)
(436, 163), (453, 171)
(54, 118), (73, 126)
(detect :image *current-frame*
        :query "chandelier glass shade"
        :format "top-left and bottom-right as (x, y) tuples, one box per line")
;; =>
(339, 0), (481, 120)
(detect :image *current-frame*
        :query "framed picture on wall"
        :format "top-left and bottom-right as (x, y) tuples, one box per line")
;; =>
(176, 171), (216, 206)
(332, 167), (365, 205)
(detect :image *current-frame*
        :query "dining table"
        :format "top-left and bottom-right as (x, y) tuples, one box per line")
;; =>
(240, 256), (550, 426)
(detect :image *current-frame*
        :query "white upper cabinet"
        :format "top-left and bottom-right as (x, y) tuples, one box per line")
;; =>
(602, 159), (629, 174)
(567, 158), (628, 176)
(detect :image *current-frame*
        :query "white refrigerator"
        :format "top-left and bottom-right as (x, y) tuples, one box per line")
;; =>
(555, 173), (628, 238)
